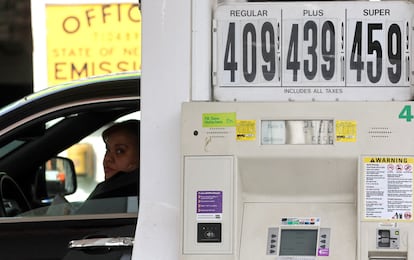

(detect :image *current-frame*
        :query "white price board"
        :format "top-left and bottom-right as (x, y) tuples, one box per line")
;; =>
(213, 1), (414, 101)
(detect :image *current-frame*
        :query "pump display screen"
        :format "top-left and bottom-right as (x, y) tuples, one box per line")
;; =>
(261, 120), (334, 145)
(279, 229), (318, 256)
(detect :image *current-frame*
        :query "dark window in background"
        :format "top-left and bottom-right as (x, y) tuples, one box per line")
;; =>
(0, 0), (33, 107)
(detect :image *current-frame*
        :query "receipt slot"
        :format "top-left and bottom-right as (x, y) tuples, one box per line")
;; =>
(180, 101), (414, 260)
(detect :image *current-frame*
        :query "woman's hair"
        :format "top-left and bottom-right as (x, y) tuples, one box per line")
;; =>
(102, 119), (140, 143)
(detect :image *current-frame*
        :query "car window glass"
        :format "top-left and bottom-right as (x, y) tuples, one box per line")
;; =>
(64, 111), (140, 203)
(0, 140), (25, 159)
(21, 197), (138, 217)
(20, 111), (140, 218)
(45, 117), (65, 129)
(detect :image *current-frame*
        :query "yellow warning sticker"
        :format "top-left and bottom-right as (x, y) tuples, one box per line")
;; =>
(236, 120), (256, 141)
(336, 120), (356, 142)
(363, 157), (414, 164)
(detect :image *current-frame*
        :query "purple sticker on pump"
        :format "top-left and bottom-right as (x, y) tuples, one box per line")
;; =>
(197, 191), (223, 214)
(318, 248), (329, 256)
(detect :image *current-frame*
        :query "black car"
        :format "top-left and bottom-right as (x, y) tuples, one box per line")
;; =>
(0, 71), (140, 259)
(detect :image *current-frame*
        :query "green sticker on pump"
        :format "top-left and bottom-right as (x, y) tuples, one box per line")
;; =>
(202, 112), (236, 127)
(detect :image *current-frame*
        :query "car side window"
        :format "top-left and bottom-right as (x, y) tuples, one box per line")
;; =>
(66, 112), (140, 212)
(22, 112), (140, 217)
(63, 133), (106, 202)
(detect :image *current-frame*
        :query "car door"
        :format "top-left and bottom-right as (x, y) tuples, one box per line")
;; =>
(0, 72), (140, 259)
(0, 112), (139, 260)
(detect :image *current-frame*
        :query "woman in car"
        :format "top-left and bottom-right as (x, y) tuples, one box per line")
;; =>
(87, 119), (140, 200)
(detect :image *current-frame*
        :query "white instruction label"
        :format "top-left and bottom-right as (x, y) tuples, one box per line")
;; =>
(363, 156), (413, 221)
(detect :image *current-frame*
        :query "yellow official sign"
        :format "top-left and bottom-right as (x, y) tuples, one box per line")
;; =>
(46, 3), (141, 85)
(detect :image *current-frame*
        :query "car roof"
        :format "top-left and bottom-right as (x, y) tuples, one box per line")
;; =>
(0, 71), (140, 134)
(0, 71), (140, 180)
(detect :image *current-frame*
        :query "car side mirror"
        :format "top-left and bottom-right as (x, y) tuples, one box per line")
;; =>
(44, 157), (77, 197)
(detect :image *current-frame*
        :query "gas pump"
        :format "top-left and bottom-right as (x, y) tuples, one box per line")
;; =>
(181, 101), (414, 260)
(179, 1), (414, 260)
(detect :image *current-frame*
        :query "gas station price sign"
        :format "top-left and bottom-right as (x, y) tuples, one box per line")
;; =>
(213, 1), (414, 101)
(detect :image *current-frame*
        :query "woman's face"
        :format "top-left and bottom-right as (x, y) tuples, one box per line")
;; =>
(103, 129), (139, 180)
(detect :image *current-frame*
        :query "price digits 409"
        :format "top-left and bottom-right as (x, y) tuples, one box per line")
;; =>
(223, 21), (403, 83)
